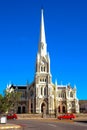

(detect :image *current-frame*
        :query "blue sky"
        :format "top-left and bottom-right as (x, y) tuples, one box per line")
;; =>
(0, 0), (87, 99)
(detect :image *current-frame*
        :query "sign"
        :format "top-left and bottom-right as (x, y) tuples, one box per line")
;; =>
(0, 116), (7, 124)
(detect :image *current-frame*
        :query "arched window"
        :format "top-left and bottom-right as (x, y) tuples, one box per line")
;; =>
(41, 66), (45, 72)
(41, 66), (43, 71)
(44, 87), (46, 96)
(41, 87), (43, 95)
(72, 102), (75, 107)
(70, 92), (73, 97)
(30, 90), (33, 97)
(62, 92), (65, 98)
(44, 67), (45, 72)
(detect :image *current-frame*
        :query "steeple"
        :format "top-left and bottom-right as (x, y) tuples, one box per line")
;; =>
(38, 9), (47, 56)
(40, 9), (46, 44)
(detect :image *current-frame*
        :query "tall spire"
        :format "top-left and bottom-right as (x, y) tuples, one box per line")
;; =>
(40, 9), (46, 44)
(38, 9), (47, 56)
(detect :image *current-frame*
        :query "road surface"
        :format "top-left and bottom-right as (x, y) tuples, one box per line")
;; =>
(8, 119), (87, 130)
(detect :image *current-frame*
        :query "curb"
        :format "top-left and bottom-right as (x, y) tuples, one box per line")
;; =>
(18, 118), (57, 120)
(0, 124), (21, 129)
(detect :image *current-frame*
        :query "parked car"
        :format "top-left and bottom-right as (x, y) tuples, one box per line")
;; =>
(7, 113), (17, 120)
(57, 113), (76, 120)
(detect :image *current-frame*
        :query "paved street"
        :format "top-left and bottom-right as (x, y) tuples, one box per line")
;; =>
(7, 119), (87, 130)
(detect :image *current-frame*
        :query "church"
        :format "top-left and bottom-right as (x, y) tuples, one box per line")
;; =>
(7, 9), (79, 114)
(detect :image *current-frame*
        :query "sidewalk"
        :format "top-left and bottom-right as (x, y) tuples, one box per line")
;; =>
(0, 123), (21, 129)
(74, 116), (87, 122)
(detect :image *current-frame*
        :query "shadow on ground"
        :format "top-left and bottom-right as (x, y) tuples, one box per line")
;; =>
(74, 121), (87, 123)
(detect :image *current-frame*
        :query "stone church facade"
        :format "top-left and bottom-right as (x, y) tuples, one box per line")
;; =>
(7, 9), (79, 114)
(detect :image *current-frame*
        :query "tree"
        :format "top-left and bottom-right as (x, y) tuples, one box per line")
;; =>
(0, 94), (6, 114)
(0, 89), (21, 114)
(4, 89), (21, 113)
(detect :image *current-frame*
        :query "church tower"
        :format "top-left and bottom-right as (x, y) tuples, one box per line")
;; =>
(35, 9), (52, 113)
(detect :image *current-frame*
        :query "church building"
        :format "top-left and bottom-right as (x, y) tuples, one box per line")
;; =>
(7, 9), (79, 114)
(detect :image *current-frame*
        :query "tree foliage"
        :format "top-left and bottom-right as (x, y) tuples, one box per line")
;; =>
(0, 94), (7, 114)
(0, 90), (21, 114)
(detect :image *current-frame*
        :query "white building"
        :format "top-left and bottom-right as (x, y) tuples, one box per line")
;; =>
(8, 9), (79, 114)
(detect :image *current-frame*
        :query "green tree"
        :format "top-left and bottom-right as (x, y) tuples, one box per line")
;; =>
(4, 90), (21, 113)
(0, 89), (21, 114)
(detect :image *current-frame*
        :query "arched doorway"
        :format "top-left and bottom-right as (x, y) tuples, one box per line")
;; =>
(58, 106), (60, 113)
(17, 106), (21, 114)
(62, 106), (66, 113)
(31, 103), (33, 113)
(22, 106), (26, 113)
(41, 103), (45, 113)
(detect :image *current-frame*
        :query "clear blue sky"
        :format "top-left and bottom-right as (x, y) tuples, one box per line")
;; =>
(0, 0), (87, 99)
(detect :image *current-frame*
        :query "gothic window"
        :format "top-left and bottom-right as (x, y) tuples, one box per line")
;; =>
(30, 90), (33, 97)
(72, 102), (75, 107)
(62, 93), (64, 98)
(40, 78), (46, 82)
(44, 87), (46, 96)
(23, 92), (25, 98)
(70, 92), (73, 98)
(41, 87), (43, 95)
(21, 91), (25, 98)
(62, 92), (66, 98)
(41, 66), (43, 71)
(44, 67), (45, 72)
(41, 66), (45, 72)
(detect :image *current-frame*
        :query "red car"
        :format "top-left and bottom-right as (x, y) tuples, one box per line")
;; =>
(57, 113), (76, 120)
(7, 113), (17, 120)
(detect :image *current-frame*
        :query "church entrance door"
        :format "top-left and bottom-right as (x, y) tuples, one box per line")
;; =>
(62, 106), (66, 113)
(31, 103), (33, 113)
(17, 106), (21, 114)
(41, 103), (45, 113)
(22, 106), (26, 113)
